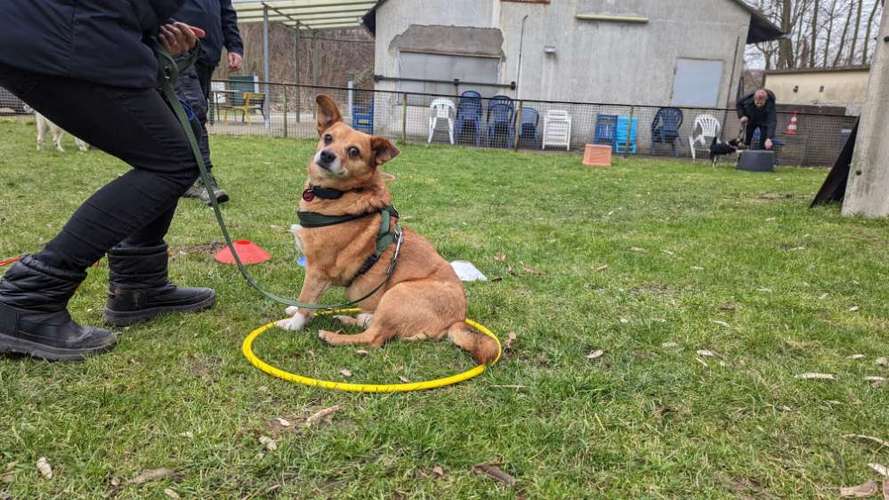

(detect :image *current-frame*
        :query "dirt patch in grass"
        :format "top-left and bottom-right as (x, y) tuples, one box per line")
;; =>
(169, 242), (224, 259)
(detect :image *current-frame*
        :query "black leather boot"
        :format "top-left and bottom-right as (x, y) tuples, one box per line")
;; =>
(103, 243), (216, 326)
(0, 255), (117, 361)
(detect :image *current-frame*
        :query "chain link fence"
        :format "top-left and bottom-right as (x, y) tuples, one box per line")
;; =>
(202, 80), (856, 166)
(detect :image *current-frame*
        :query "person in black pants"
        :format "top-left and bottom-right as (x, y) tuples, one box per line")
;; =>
(174, 0), (244, 205)
(737, 88), (778, 151)
(0, 1), (216, 361)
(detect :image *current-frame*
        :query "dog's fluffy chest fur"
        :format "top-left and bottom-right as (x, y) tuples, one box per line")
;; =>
(294, 187), (391, 285)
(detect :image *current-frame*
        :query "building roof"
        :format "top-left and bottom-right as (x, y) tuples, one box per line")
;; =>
(232, 0), (377, 31)
(361, 0), (784, 43)
(765, 65), (871, 75)
(728, 0), (786, 43)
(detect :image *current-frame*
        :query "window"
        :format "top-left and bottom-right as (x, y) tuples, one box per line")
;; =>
(671, 58), (724, 108)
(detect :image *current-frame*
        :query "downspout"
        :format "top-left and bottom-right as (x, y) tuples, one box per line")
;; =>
(723, 34), (742, 140)
(516, 15), (529, 100)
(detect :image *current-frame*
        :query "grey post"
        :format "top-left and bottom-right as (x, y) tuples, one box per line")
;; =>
(262, 4), (270, 129)
(294, 26), (301, 123)
(843, 7), (889, 217)
(401, 93), (408, 144)
(283, 90), (288, 138)
(513, 101), (523, 150)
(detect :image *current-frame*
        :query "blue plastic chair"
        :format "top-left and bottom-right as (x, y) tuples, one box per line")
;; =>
(650, 107), (684, 156)
(615, 115), (639, 154)
(455, 91), (483, 145)
(486, 95), (515, 147)
(518, 107), (539, 146)
(594, 114), (618, 147)
(351, 92), (374, 134)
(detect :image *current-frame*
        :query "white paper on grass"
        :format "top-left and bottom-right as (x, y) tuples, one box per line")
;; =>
(450, 261), (487, 282)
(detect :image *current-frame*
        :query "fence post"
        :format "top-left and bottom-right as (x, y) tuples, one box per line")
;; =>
(624, 105), (635, 159)
(293, 28), (300, 123)
(347, 81), (354, 117)
(513, 101), (523, 150)
(283, 90), (288, 138)
(401, 93), (408, 144)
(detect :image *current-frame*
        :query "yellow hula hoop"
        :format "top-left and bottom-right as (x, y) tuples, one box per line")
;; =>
(241, 308), (502, 393)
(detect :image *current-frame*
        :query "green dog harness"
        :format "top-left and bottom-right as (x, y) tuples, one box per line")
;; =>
(297, 204), (402, 284)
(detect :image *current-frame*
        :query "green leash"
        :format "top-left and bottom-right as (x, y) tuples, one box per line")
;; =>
(156, 49), (402, 310)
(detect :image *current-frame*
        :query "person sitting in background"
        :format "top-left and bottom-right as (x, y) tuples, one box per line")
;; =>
(736, 88), (778, 151)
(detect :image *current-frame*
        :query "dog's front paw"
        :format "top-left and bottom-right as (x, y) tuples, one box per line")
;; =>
(284, 306), (301, 317)
(276, 312), (307, 331)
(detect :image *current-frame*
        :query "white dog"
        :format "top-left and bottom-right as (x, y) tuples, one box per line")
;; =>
(35, 112), (89, 152)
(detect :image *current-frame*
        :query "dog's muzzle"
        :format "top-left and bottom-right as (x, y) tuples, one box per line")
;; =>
(315, 149), (341, 173)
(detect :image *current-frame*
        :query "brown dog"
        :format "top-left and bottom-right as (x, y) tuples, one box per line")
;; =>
(276, 95), (498, 364)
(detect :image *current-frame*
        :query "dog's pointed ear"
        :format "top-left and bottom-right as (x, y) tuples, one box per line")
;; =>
(316, 95), (342, 135)
(370, 136), (400, 167)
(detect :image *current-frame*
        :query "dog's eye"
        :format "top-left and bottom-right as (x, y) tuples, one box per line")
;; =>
(323, 134), (333, 145)
(347, 146), (360, 158)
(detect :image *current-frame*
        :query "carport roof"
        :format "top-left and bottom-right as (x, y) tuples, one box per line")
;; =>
(358, 0), (784, 43)
(232, 0), (376, 31)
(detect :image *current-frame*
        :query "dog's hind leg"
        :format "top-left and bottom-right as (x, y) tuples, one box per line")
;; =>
(35, 118), (45, 151)
(318, 324), (390, 347)
(51, 125), (65, 152)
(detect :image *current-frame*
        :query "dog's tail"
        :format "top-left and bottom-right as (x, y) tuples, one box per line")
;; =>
(447, 322), (499, 365)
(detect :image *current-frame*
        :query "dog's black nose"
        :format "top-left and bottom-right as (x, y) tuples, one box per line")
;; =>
(318, 149), (336, 165)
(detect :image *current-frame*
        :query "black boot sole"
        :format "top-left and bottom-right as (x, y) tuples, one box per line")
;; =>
(203, 193), (230, 206)
(0, 332), (117, 361)
(103, 292), (216, 327)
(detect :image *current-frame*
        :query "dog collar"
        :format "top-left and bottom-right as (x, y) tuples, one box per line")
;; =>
(302, 185), (363, 202)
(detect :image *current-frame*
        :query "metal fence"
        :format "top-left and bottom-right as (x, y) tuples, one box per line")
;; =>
(204, 80), (857, 166)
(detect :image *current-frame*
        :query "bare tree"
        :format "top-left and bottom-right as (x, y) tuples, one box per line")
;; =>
(822, 0), (840, 65)
(847, 0), (864, 64)
(746, 0), (882, 69)
(778, 0), (795, 68)
(862, 0), (883, 62)
(832, 0), (854, 66)
(810, 0), (820, 66)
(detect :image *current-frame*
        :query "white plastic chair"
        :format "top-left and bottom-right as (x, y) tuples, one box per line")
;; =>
(689, 114), (721, 161)
(542, 109), (572, 150)
(428, 98), (456, 144)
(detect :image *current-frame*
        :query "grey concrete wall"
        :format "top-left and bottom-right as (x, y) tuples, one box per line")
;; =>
(499, 0), (749, 106)
(373, 0), (498, 89)
(371, 0), (753, 143)
(843, 8), (889, 218)
(371, 0), (500, 136)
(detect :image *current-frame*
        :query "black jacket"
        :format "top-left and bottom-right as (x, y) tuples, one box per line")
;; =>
(736, 90), (778, 139)
(0, 0), (183, 89)
(173, 0), (243, 68)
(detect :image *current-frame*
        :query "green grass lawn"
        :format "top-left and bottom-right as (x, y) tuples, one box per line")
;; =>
(1, 117), (889, 498)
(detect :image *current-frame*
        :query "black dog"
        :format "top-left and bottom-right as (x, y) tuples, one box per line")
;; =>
(708, 134), (746, 166)
(710, 137), (739, 167)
